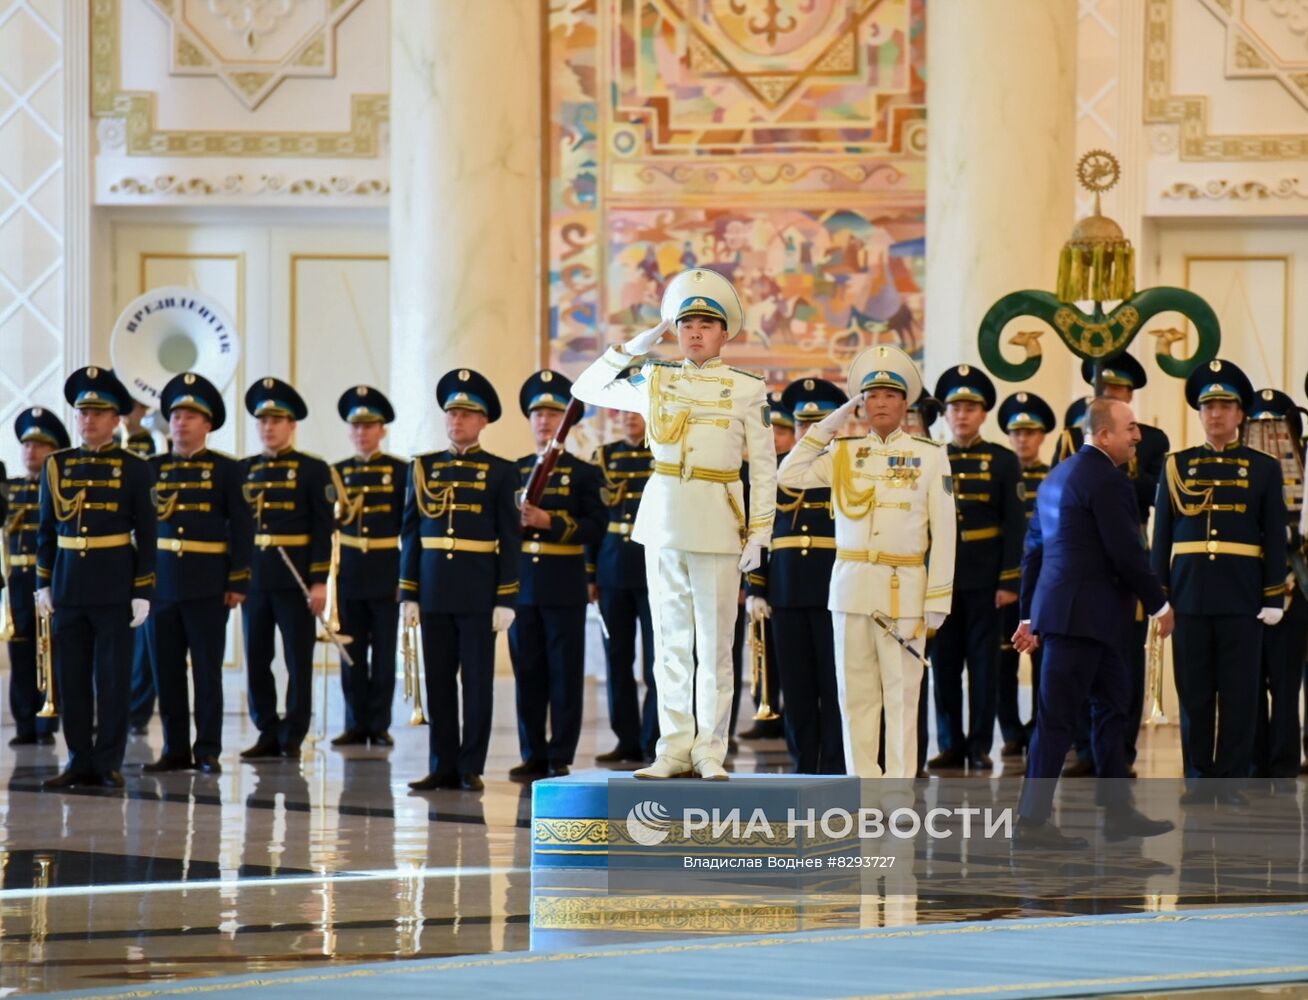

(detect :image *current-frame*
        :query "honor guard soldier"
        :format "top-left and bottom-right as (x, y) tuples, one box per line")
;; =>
(123, 403), (158, 733)
(330, 386), (408, 748)
(929, 364), (1024, 772)
(572, 268), (776, 781)
(1244, 388), (1306, 780)
(770, 390), (796, 455)
(1152, 360), (1286, 788)
(508, 371), (607, 780)
(145, 373), (253, 774)
(749, 377), (848, 774)
(995, 391), (1054, 757)
(37, 367), (157, 789)
(240, 378), (334, 761)
(778, 347), (956, 779)
(5, 408), (69, 746)
(401, 370), (520, 793)
(905, 391), (943, 439)
(591, 385), (659, 764)
(1053, 396), (1091, 465)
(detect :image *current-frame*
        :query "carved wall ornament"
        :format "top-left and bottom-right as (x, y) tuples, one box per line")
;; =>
(1160, 177), (1308, 200)
(207, 0), (297, 53)
(105, 173), (390, 197)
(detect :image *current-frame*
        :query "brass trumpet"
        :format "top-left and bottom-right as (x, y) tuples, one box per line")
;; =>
(402, 621), (426, 726)
(36, 605), (56, 718)
(1144, 617), (1167, 725)
(747, 603), (778, 722)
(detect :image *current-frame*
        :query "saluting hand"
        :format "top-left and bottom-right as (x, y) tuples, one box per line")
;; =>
(520, 502), (552, 530)
(622, 318), (672, 357)
(812, 396), (860, 439)
(308, 582), (327, 618)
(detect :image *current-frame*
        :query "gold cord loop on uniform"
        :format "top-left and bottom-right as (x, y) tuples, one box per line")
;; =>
(155, 489), (180, 522)
(1165, 454), (1214, 517)
(45, 455), (85, 525)
(646, 366), (692, 447)
(832, 441), (877, 519)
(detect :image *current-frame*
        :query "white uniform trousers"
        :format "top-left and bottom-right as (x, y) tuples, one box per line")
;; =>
(833, 612), (926, 779)
(645, 547), (739, 767)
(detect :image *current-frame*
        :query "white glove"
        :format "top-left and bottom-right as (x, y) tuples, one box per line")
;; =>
(738, 542), (762, 574)
(925, 611), (947, 631)
(622, 318), (671, 357)
(129, 598), (150, 629)
(403, 601), (420, 629)
(745, 595), (770, 619)
(1257, 606), (1284, 626)
(36, 587), (53, 617)
(492, 607), (516, 632)
(813, 396), (861, 440)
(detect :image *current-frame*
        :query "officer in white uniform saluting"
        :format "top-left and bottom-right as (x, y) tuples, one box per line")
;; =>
(777, 346), (956, 779)
(571, 268), (776, 781)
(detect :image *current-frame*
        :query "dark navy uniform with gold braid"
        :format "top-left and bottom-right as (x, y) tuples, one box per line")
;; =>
(333, 384), (407, 741)
(125, 430), (159, 730)
(399, 368), (520, 781)
(241, 378), (334, 755)
(590, 433), (658, 758)
(931, 365), (1024, 766)
(148, 373), (252, 766)
(509, 370), (607, 772)
(37, 367), (157, 780)
(995, 391), (1054, 754)
(5, 408), (68, 743)
(749, 377), (846, 773)
(1151, 360), (1287, 781)
(125, 429), (156, 458)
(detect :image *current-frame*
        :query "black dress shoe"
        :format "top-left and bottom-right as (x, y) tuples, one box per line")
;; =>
(1000, 740), (1026, 758)
(927, 749), (965, 770)
(1012, 817), (1089, 851)
(1061, 758), (1096, 778)
(36, 733), (56, 746)
(281, 743), (302, 759)
(8, 734), (37, 747)
(42, 769), (88, 790)
(596, 745), (644, 763)
(737, 722), (783, 741)
(727, 738), (739, 755)
(97, 770), (125, 789)
(195, 756), (222, 774)
(1214, 788), (1248, 808)
(968, 752), (994, 771)
(408, 772), (459, 791)
(547, 763), (571, 778)
(143, 755), (193, 773)
(130, 723), (150, 736)
(330, 730), (368, 747)
(1104, 808), (1174, 841)
(508, 760), (548, 781)
(240, 737), (281, 760)
(460, 773), (484, 791)
(370, 731), (394, 747)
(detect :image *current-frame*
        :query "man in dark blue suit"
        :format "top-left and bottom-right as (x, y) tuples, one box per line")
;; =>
(1013, 398), (1175, 849)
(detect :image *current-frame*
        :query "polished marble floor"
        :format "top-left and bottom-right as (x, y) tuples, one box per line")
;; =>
(0, 662), (1298, 996)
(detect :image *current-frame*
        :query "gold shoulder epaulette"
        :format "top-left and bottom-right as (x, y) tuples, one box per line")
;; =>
(648, 359), (678, 368)
(728, 366), (764, 381)
(911, 434), (942, 447)
(834, 434), (861, 441)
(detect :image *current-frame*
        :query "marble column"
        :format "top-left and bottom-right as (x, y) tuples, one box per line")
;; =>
(925, 0), (1078, 422)
(389, 1), (541, 460)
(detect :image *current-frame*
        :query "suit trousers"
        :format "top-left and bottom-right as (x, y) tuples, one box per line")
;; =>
(997, 603), (1044, 745)
(53, 604), (133, 775)
(150, 598), (230, 760)
(597, 586), (657, 753)
(1173, 613), (1262, 780)
(1254, 588), (1308, 778)
(420, 611), (495, 777)
(7, 608), (58, 739)
(509, 604), (586, 765)
(243, 589), (318, 751)
(833, 611), (925, 779)
(773, 606), (844, 773)
(931, 587), (1000, 756)
(338, 596), (399, 737)
(646, 548), (739, 768)
(1018, 633), (1131, 823)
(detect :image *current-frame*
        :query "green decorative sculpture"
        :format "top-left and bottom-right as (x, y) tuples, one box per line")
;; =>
(978, 150), (1220, 387)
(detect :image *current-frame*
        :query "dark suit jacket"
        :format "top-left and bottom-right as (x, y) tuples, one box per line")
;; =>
(1021, 445), (1166, 648)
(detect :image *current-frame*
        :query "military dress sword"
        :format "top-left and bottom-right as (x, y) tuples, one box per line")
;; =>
(277, 545), (355, 667)
(871, 611), (927, 664)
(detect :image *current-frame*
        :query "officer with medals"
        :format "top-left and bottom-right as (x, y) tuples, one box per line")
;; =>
(571, 268), (776, 781)
(778, 346), (956, 779)
(37, 366), (156, 789)
(995, 391), (1054, 758)
(239, 378), (334, 761)
(929, 364), (1024, 772)
(590, 389), (659, 764)
(145, 373), (253, 774)
(751, 377), (847, 774)
(5, 408), (69, 746)
(508, 371), (607, 780)
(330, 386), (408, 748)
(1152, 360), (1286, 790)
(401, 369), (520, 792)
(1244, 388), (1305, 781)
